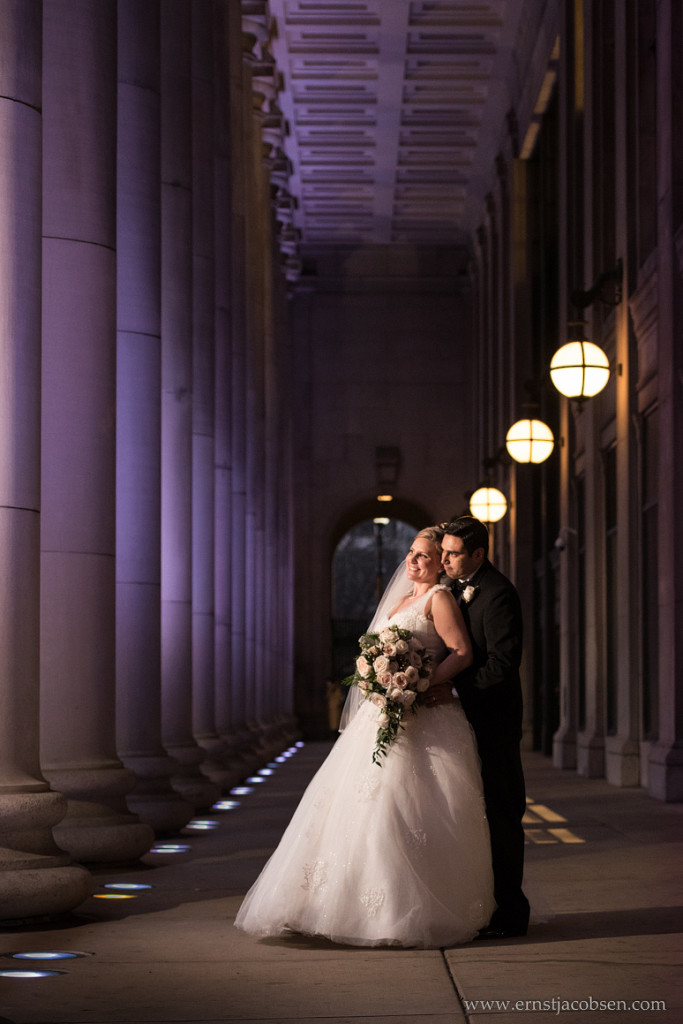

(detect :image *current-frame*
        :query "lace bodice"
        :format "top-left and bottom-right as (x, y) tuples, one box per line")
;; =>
(373, 584), (449, 665)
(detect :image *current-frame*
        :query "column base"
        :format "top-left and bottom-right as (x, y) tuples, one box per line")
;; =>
(648, 739), (683, 801)
(121, 753), (194, 834)
(552, 726), (577, 769)
(194, 734), (243, 789)
(165, 742), (221, 809)
(0, 864), (92, 924)
(0, 789), (92, 922)
(44, 765), (154, 864)
(577, 732), (605, 778)
(605, 735), (640, 788)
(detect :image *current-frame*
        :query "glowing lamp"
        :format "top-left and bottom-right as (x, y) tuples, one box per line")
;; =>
(550, 341), (610, 398)
(469, 487), (507, 522)
(505, 419), (554, 464)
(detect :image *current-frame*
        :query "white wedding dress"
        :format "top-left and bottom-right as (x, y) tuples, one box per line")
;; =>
(234, 585), (495, 948)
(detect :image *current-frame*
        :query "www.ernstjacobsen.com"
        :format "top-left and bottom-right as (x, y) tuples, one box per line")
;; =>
(461, 998), (668, 1014)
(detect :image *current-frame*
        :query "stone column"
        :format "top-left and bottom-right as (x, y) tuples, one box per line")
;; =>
(116, 0), (193, 833)
(553, 19), (579, 769)
(226, 29), (250, 760)
(160, 0), (219, 808)
(191, 0), (228, 785)
(40, 0), (153, 862)
(575, 13), (605, 779)
(650, 0), (683, 800)
(243, 39), (269, 754)
(0, 0), (91, 920)
(212, 0), (244, 785)
(605, 4), (640, 787)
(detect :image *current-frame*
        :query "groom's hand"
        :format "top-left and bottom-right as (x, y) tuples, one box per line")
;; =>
(422, 681), (456, 708)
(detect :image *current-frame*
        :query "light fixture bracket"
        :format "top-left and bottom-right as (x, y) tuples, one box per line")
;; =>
(570, 258), (623, 309)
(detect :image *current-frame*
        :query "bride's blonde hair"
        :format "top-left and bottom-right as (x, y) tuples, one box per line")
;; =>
(415, 525), (446, 575)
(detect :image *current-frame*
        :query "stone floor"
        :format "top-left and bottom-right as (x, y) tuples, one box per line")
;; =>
(1, 742), (681, 1024)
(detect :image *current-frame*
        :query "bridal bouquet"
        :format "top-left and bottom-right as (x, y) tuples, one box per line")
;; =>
(342, 625), (432, 765)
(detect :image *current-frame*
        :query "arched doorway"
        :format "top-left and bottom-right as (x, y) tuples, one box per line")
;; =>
(330, 517), (416, 690)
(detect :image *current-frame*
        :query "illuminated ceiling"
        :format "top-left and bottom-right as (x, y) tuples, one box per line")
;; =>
(251, 0), (533, 254)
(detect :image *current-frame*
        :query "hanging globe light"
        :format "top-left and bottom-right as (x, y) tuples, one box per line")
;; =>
(505, 418), (554, 464)
(550, 340), (610, 398)
(469, 486), (507, 522)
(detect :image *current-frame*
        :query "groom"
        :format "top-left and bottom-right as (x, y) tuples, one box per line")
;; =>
(434, 515), (530, 939)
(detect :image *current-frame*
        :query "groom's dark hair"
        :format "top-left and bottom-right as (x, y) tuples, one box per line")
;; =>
(443, 516), (489, 556)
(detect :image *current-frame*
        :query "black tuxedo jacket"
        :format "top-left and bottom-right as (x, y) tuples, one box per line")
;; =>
(451, 559), (524, 739)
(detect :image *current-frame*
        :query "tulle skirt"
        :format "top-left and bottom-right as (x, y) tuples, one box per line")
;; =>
(234, 697), (495, 948)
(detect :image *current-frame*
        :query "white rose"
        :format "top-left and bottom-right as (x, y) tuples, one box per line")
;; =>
(378, 712), (391, 727)
(371, 693), (386, 709)
(395, 639), (409, 654)
(404, 665), (419, 686)
(417, 676), (430, 692)
(374, 655), (390, 675)
(402, 690), (417, 707)
(379, 627), (397, 643)
(462, 585), (477, 603)
(383, 642), (397, 657)
(377, 671), (393, 689)
(408, 651), (423, 668)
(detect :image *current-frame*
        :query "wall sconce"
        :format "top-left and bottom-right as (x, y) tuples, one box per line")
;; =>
(505, 418), (554, 463)
(551, 259), (622, 400)
(469, 486), (507, 522)
(550, 336), (610, 399)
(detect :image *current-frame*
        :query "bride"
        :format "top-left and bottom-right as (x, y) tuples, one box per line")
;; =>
(234, 525), (495, 948)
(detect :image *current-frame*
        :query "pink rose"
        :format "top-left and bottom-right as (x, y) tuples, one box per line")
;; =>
(395, 639), (409, 654)
(356, 655), (371, 678)
(377, 671), (393, 689)
(383, 642), (397, 657)
(408, 651), (423, 668)
(392, 671), (408, 690)
(374, 655), (390, 675)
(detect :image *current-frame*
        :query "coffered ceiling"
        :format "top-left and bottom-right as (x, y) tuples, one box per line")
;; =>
(258, 0), (528, 252)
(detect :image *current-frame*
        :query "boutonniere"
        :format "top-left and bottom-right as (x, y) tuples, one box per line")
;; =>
(461, 585), (478, 604)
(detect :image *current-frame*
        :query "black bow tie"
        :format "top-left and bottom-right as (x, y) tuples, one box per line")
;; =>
(452, 579), (467, 594)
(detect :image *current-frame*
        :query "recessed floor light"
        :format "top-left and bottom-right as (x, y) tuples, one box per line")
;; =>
(4, 952), (85, 961)
(149, 843), (191, 854)
(92, 893), (138, 900)
(0, 969), (66, 978)
(103, 883), (152, 891)
(212, 799), (240, 810)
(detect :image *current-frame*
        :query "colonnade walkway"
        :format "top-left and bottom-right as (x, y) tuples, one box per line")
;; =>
(1, 742), (682, 1024)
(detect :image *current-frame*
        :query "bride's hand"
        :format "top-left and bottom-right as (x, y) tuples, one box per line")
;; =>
(421, 681), (455, 707)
